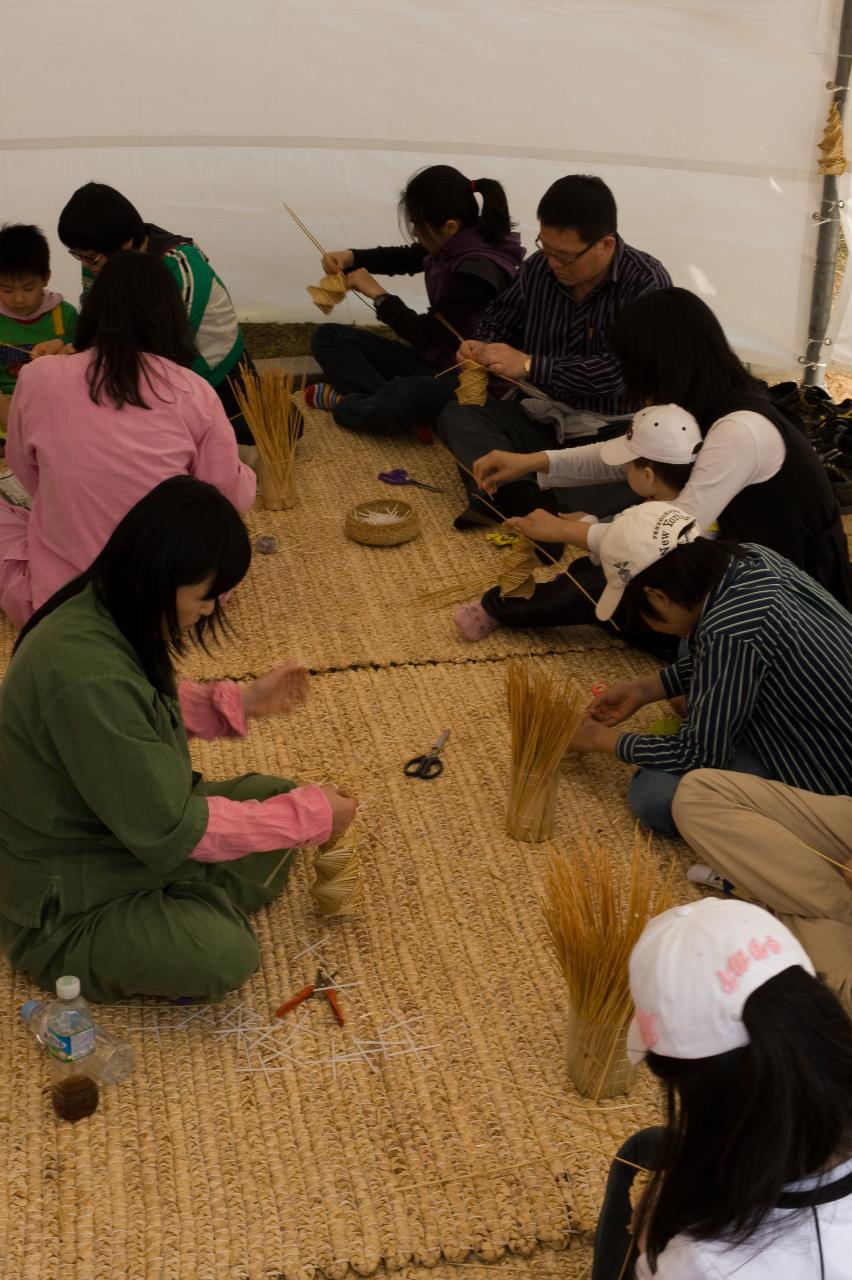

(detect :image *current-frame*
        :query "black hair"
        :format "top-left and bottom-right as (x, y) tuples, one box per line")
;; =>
(609, 287), (761, 432)
(636, 966), (852, 1270)
(74, 250), (198, 409)
(57, 182), (146, 255)
(630, 456), (697, 493)
(619, 538), (744, 631)
(535, 175), (617, 241)
(0, 223), (50, 279)
(14, 477), (251, 695)
(399, 165), (512, 247)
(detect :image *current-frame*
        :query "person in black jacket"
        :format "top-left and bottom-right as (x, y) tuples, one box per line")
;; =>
(306, 165), (525, 437)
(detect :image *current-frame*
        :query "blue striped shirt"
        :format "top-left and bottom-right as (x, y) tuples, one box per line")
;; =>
(616, 546), (852, 794)
(474, 237), (671, 415)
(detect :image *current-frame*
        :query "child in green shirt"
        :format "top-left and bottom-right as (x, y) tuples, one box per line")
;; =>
(57, 183), (255, 446)
(0, 224), (77, 440)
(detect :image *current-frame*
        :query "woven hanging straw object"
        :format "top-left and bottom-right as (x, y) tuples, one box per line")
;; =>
(818, 101), (847, 175)
(308, 272), (348, 314)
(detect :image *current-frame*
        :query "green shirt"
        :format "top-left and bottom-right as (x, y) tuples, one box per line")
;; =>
(0, 301), (78, 405)
(0, 585), (208, 927)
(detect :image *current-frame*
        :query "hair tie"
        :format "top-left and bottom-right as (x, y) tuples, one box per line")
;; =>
(470, 180), (477, 193)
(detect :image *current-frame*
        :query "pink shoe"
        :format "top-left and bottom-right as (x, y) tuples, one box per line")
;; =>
(454, 600), (502, 641)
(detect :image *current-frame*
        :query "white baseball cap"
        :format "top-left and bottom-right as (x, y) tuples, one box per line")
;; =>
(627, 899), (815, 1064)
(600, 404), (703, 467)
(594, 501), (700, 621)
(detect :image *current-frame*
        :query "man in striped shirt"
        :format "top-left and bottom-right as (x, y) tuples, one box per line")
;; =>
(568, 503), (852, 835)
(437, 175), (671, 527)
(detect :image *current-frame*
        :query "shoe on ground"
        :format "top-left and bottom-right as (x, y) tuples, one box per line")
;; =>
(687, 863), (736, 894)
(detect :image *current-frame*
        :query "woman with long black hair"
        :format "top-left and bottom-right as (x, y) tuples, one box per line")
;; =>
(0, 477), (356, 1003)
(307, 164), (525, 436)
(0, 249), (255, 628)
(463, 287), (851, 640)
(592, 898), (852, 1279)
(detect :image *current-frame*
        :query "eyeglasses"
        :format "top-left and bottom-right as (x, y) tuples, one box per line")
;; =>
(535, 235), (600, 267)
(68, 249), (106, 267)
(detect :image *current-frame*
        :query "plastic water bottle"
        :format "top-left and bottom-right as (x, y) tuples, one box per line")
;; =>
(44, 976), (100, 1122)
(21, 995), (135, 1086)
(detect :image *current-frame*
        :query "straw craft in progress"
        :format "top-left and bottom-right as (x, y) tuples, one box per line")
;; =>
(310, 844), (362, 916)
(418, 541), (539, 609)
(454, 359), (489, 406)
(505, 660), (585, 841)
(308, 272), (348, 314)
(543, 833), (674, 1099)
(232, 369), (302, 509)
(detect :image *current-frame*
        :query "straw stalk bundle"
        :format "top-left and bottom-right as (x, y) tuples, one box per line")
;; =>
(455, 359), (489, 406)
(505, 661), (585, 841)
(232, 369), (302, 510)
(543, 833), (674, 1099)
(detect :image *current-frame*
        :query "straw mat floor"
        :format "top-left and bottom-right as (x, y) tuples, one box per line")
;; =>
(177, 399), (621, 681)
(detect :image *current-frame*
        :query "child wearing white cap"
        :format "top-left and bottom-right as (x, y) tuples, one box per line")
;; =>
(566, 502), (852, 834)
(591, 898), (852, 1280)
(455, 403), (703, 641)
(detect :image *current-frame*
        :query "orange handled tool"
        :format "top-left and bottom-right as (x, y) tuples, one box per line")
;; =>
(275, 968), (345, 1026)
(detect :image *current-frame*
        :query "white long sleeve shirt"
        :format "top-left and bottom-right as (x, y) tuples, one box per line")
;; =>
(538, 410), (786, 557)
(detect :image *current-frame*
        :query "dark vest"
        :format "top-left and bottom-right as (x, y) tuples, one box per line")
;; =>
(711, 391), (852, 610)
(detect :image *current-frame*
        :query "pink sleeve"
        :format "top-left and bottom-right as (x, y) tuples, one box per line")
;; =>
(6, 369), (39, 496)
(190, 784), (333, 862)
(179, 680), (248, 739)
(193, 390), (257, 512)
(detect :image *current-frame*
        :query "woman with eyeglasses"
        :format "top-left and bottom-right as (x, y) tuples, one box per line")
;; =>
(56, 181), (257, 448)
(306, 164), (525, 437)
(460, 287), (851, 643)
(0, 476), (357, 1004)
(0, 251), (255, 629)
(591, 898), (852, 1280)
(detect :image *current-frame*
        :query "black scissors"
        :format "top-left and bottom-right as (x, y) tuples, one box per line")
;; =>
(404, 729), (450, 779)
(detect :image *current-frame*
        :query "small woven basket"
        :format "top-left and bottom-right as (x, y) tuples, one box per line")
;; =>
(345, 499), (420, 547)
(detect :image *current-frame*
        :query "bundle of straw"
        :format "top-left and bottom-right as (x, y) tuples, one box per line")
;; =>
(307, 272), (348, 314)
(418, 543), (538, 610)
(310, 844), (361, 916)
(232, 369), (302, 510)
(505, 661), (585, 841)
(543, 833), (674, 1099)
(455, 359), (489, 406)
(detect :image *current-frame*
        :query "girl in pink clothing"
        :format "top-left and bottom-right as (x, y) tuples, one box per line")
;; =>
(0, 477), (357, 1003)
(0, 251), (255, 628)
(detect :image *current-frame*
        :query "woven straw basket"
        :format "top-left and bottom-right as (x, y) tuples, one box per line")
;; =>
(345, 499), (420, 547)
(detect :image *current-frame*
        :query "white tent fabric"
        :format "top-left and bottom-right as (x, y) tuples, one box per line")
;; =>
(1, 0), (847, 368)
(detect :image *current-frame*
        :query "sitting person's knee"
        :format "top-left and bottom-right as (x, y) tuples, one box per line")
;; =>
(627, 770), (680, 837)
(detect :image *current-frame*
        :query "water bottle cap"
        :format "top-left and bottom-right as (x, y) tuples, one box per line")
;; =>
(20, 999), (39, 1022)
(56, 975), (81, 1000)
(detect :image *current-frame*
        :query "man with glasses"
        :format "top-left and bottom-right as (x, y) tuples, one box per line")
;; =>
(437, 175), (671, 530)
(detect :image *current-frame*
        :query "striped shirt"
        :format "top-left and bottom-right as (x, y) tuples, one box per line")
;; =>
(474, 237), (671, 415)
(616, 545), (852, 794)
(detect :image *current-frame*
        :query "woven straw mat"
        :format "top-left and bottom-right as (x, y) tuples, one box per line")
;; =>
(1, 645), (700, 1280)
(176, 398), (622, 681)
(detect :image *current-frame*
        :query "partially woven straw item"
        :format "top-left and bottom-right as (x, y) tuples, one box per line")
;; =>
(310, 843), (362, 916)
(818, 101), (847, 175)
(455, 360), (489, 406)
(308, 272), (348, 314)
(345, 499), (420, 546)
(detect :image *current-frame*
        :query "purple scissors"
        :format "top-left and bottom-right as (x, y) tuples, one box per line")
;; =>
(378, 467), (445, 493)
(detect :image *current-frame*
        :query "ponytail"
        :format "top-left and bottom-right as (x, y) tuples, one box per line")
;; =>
(398, 165), (513, 246)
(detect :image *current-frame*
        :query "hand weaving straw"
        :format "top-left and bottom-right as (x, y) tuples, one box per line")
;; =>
(542, 832), (674, 1099)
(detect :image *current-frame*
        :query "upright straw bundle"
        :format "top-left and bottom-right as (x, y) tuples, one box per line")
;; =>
(543, 833), (674, 1099)
(310, 844), (362, 916)
(232, 369), (302, 509)
(307, 272), (348, 314)
(505, 661), (585, 841)
(455, 360), (489, 406)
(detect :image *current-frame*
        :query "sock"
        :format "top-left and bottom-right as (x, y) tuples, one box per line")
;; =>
(304, 382), (341, 411)
(454, 600), (502, 641)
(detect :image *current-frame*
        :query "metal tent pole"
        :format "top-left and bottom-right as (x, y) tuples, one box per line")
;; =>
(803, 0), (852, 387)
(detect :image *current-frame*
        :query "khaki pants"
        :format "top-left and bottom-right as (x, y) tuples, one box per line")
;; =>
(673, 770), (852, 1010)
